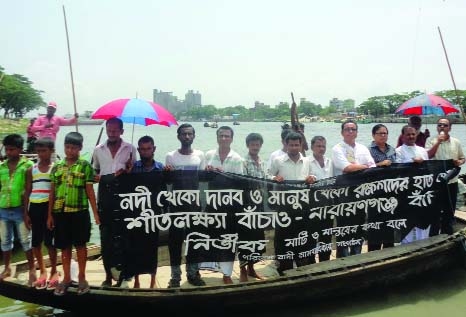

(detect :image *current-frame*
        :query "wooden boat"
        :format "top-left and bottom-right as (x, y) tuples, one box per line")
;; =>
(0, 226), (465, 313)
(1, 166), (466, 313)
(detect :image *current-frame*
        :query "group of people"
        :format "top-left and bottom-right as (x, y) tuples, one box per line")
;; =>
(0, 108), (465, 294)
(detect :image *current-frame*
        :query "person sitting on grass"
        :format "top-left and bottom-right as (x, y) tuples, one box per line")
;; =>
(0, 134), (35, 285)
(47, 132), (100, 296)
(24, 137), (60, 290)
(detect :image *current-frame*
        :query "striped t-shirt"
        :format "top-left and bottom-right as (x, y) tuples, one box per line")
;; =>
(30, 163), (52, 203)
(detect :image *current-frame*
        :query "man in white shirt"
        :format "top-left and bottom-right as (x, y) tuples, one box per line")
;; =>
(92, 117), (137, 287)
(309, 135), (333, 262)
(204, 126), (243, 284)
(395, 125), (429, 164)
(165, 123), (206, 288)
(396, 125), (430, 244)
(266, 128), (292, 173)
(332, 120), (375, 176)
(331, 120), (375, 257)
(426, 118), (465, 235)
(310, 136), (333, 180)
(269, 132), (317, 274)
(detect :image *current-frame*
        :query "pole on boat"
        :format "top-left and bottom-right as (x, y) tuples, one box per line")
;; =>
(290, 92), (308, 156)
(62, 5), (79, 132)
(437, 26), (466, 124)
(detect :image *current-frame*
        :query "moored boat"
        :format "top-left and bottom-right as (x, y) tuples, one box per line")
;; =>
(1, 227), (465, 313)
(1, 163), (465, 313)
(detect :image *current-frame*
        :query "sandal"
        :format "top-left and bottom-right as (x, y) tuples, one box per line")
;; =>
(47, 276), (60, 291)
(34, 277), (48, 290)
(77, 280), (90, 295)
(54, 281), (71, 296)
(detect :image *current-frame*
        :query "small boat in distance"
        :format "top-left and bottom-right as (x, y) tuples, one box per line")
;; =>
(203, 121), (218, 128)
(233, 121), (240, 125)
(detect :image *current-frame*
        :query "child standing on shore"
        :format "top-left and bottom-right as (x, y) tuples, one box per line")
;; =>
(24, 138), (60, 290)
(47, 132), (99, 296)
(0, 134), (35, 285)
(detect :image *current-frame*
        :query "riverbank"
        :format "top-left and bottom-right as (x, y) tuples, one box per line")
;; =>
(0, 118), (29, 137)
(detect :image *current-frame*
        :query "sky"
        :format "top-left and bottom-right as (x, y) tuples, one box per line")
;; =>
(1, 0), (466, 116)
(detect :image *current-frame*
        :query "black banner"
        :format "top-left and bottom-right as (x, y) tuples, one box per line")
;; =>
(98, 160), (454, 277)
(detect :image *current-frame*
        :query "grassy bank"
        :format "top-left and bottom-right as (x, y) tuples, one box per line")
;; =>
(0, 118), (29, 138)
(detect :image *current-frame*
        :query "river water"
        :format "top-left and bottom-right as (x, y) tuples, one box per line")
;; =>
(1, 121), (466, 316)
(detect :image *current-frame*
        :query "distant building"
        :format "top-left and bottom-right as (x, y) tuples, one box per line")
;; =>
(153, 89), (202, 114)
(185, 90), (202, 108)
(254, 101), (266, 108)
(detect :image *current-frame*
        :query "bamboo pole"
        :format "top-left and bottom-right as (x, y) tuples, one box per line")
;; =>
(63, 5), (79, 132)
(437, 26), (466, 124)
(290, 92), (309, 156)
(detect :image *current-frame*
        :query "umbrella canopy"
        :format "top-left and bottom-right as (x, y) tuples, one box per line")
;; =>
(395, 93), (459, 116)
(91, 98), (178, 127)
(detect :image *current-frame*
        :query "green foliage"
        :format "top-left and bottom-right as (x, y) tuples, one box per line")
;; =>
(0, 66), (44, 118)
(357, 90), (466, 117)
(3, 66), (465, 121)
(434, 89), (466, 113)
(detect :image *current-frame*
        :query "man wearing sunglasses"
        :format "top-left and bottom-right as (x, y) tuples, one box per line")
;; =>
(426, 117), (465, 235)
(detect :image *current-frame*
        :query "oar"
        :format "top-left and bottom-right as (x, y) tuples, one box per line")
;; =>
(62, 5), (79, 132)
(438, 26), (466, 125)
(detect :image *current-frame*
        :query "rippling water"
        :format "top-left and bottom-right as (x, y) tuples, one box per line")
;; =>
(2, 121), (466, 316)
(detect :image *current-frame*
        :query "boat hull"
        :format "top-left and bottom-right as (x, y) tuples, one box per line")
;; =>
(1, 231), (465, 313)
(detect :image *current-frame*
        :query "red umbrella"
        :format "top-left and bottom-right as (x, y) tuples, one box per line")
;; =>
(91, 98), (178, 127)
(395, 93), (459, 116)
(91, 98), (178, 142)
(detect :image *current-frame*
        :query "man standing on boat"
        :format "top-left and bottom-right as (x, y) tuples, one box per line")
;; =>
(128, 135), (164, 289)
(91, 117), (137, 287)
(332, 120), (375, 257)
(204, 126), (244, 284)
(426, 117), (465, 235)
(31, 101), (78, 141)
(164, 123), (206, 288)
(309, 135), (333, 262)
(239, 132), (266, 282)
(395, 125), (430, 243)
(269, 132), (317, 274)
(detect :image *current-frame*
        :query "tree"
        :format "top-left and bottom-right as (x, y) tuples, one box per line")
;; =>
(434, 89), (466, 113)
(0, 66), (44, 118)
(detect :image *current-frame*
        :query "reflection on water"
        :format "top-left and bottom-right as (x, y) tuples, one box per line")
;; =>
(2, 267), (466, 316)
